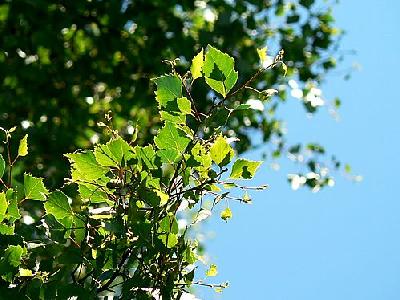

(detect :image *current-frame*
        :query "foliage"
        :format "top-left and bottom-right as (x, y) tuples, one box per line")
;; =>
(0, 0), (346, 189)
(0, 46), (276, 299)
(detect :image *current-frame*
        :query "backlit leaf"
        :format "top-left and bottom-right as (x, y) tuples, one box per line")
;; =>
(0, 154), (5, 178)
(220, 207), (232, 221)
(65, 151), (108, 181)
(210, 135), (234, 166)
(24, 173), (48, 201)
(94, 136), (134, 167)
(257, 47), (268, 63)
(206, 264), (218, 277)
(191, 49), (204, 80)
(153, 75), (182, 108)
(229, 159), (262, 179)
(0, 192), (7, 222)
(44, 191), (73, 221)
(154, 122), (190, 162)
(203, 45), (238, 98)
(18, 134), (28, 157)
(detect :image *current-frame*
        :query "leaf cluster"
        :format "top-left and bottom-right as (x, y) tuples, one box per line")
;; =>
(0, 46), (269, 299)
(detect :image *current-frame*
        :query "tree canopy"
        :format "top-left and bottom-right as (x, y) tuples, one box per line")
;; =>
(0, 45), (274, 299)
(0, 0), (344, 189)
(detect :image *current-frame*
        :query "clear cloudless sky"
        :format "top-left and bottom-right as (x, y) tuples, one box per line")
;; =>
(198, 0), (400, 299)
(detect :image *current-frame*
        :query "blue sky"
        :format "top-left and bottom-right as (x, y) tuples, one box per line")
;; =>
(199, 1), (400, 299)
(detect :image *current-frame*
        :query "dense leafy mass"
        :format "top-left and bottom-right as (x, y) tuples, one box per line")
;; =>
(0, 0), (345, 189)
(0, 47), (272, 299)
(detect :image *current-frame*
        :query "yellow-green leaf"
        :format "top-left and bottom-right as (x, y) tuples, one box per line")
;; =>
(257, 47), (268, 63)
(0, 192), (7, 222)
(206, 264), (218, 277)
(0, 154), (5, 178)
(19, 268), (33, 277)
(18, 134), (28, 157)
(220, 207), (232, 221)
(210, 135), (234, 167)
(203, 45), (238, 98)
(229, 159), (262, 179)
(191, 49), (204, 80)
(24, 174), (48, 201)
(281, 62), (288, 76)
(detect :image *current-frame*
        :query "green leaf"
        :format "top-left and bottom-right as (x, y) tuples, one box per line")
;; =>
(158, 215), (179, 248)
(19, 268), (33, 277)
(0, 192), (7, 222)
(156, 149), (177, 163)
(220, 207), (232, 221)
(0, 245), (24, 282)
(65, 151), (108, 181)
(135, 145), (158, 170)
(2, 245), (24, 267)
(73, 215), (86, 244)
(24, 173), (48, 201)
(159, 215), (177, 233)
(18, 134), (28, 157)
(139, 188), (167, 207)
(0, 154), (5, 178)
(7, 199), (20, 221)
(177, 97), (192, 115)
(281, 62), (288, 76)
(153, 75), (192, 123)
(191, 143), (212, 168)
(160, 233), (178, 248)
(229, 159), (262, 179)
(78, 183), (110, 204)
(156, 190), (169, 206)
(203, 45), (238, 98)
(206, 264), (218, 277)
(152, 75), (182, 108)
(257, 47), (268, 64)
(6, 189), (21, 221)
(0, 224), (14, 235)
(94, 136), (134, 167)
(44, 191), (73, 221)
(242, 192), (252, 204)
(191, 49), (204, 80)
(154, 122), (190, 163)
(234, 104), (251, 110)
(210, 135), (234, 166)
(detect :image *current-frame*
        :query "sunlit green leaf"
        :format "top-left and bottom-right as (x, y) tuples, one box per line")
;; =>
(154, 122), (190, 162)
(242, 192), (252, 204)
(0, 245), (24, 282)
(0, 224), (14, 235)
(203, 45), (238, 98)
(0, 192), (7, 222)
(229, 159), (262, 179)
(65, 151), (108, 181)
(18, 134), (28, 157)
(206, 264), (218, 277)
(0, 154), (5, 178)
(191, 49), (204, 80)
(257, 47), (268, 64)
(24, 173), (48, 201)
(135, 145), (158, 170)
(153, 75), (182, 108)
(19, 268), (33, 277)
(73, 215), (86, 243)
(220, 207), (232, 221)
(78, 183), (110, 204)
(94, 136), (134, 167)
(210, 135), (234, 166)
(158, 215), (179, 248)
(44, 191), (73, 221)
